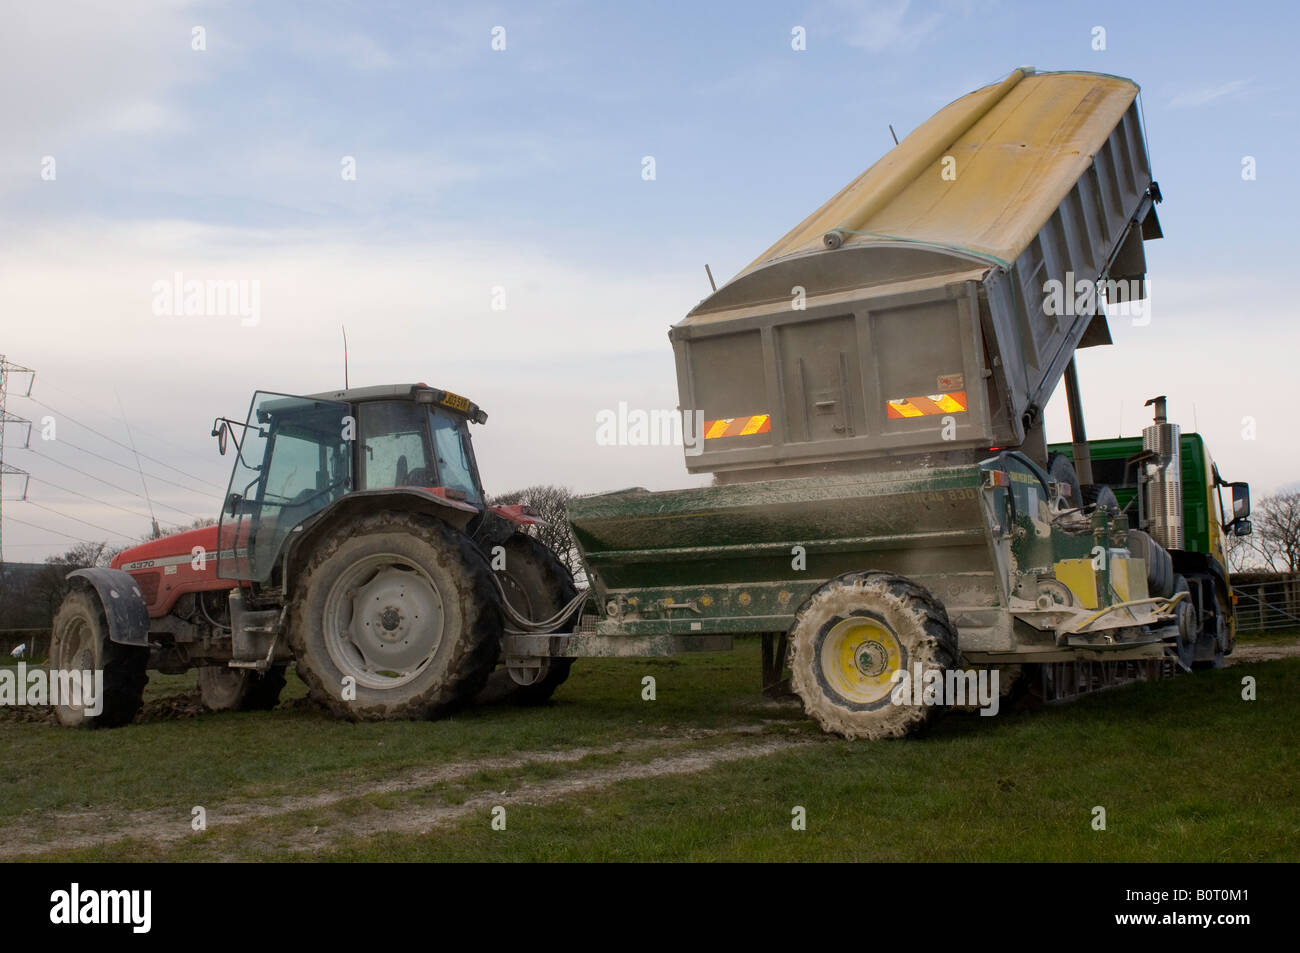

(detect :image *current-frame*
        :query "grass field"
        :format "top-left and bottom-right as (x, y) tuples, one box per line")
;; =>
(1, 634), (1297, 862)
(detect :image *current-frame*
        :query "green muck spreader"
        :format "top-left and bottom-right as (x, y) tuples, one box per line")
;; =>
(531, 69), (1253, 739)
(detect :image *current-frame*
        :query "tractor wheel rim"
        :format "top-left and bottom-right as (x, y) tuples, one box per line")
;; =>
(819, 616), (903, 706)
(323, 554), (445, 691)
(56, 616), (96, 711)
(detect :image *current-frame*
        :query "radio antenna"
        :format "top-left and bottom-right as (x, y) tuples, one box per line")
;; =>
(342, 326), (349, 389)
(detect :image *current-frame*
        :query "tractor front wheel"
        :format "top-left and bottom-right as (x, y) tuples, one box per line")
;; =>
(788, 571), (958, 739)
(49, 589), (149, 729)
(288, 513), (501, 721)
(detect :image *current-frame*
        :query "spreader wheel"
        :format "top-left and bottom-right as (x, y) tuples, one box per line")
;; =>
(788, 571), (958, 739)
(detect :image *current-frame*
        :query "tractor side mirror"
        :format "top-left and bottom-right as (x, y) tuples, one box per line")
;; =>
(211, 420), (229, 455)
(226, 493), (242, 518)
(1233, 519), (1252, 538)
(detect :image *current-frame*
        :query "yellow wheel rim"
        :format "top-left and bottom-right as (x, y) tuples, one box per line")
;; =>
(818, 615), (903, 707)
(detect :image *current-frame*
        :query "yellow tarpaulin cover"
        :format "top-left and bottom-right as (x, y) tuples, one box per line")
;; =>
(742, 69), (1140, 275)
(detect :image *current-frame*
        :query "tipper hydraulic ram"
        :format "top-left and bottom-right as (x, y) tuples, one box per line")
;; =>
(551, 68), (1253, 738)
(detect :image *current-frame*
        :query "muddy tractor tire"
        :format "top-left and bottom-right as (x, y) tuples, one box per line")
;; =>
(788, 571), (958, 739)
(49, 588), (149, 729)
(288, 512), (501, 721)
(198, 664), (288, 712)
(479, 533), (579, 706)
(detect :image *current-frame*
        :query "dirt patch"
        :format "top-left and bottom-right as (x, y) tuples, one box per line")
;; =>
(0, 724), (814, 859)
(1227, 640), (1300, 665)
(318, 734), (817, 853)
(0, 689), (211, 726)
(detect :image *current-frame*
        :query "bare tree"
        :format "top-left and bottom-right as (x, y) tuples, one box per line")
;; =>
(31, 541), (114, 623)
(1243, 492), (1300, 574)
(489, 484), (583, 578)
(1225, 529), (1261, 573)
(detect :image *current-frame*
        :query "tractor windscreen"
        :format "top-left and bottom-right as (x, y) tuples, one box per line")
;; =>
(428, 410), (482, 505)
(218, 392), (352, 582)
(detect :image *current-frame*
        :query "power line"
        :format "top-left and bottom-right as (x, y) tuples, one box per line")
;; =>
(2, 515), (100, 545)
(20, 395), (225, 490)
(22, 500), (134, 540)
(115, 388), (159, 537)
(21, 437), (222, 500)
(27, 474), (155, 521)
(19, 445), (208, 521)
(29, 378), (222, 468)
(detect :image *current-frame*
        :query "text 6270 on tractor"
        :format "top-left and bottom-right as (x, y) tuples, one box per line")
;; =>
(50, 384), (583, 727)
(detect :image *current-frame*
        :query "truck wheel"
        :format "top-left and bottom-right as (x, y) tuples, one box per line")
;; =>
(198, 665), (288, 711)
(479, 533), (578, 706)
(788, 571), (958, 739)
(288, 513), (501, 721)
(49, 589), (149, 729)
(1191, 586), (1230, 671)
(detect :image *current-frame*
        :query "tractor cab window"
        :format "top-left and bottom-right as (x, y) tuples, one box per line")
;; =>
(218, 392), (351, 583)
(429, 410), (481, 504)
(358, 401), (434, 490)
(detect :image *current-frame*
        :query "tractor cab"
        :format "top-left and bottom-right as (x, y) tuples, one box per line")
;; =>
(212, 384), (489, 583)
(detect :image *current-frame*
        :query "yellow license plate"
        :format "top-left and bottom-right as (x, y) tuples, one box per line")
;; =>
(440, 391), (471, 412)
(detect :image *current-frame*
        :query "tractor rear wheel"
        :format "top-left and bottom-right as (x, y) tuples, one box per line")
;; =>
(288, 513), (501, 721)
(788, 571), (958, 739)
(198, 665), (288, 711)
(479, 533), (578, 706)
(49, 588), (149, 729)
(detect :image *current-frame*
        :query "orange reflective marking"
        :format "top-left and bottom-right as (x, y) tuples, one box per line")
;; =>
(703, 414), (772, 439)
(887, 392), (968, 419)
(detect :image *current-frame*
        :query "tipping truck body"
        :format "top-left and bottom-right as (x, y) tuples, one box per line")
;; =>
(545, 69), (1252, 737)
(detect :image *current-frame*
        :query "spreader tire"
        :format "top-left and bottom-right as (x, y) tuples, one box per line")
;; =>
(789, 571), (958, 739)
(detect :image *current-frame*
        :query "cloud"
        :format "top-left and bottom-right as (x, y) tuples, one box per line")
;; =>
(830, 0), (944, 53)
(1169, 78), (1251, 109)
(0, 0), (209, 193)
(0, 219), (706, 558)
(287, 26), (395, 71)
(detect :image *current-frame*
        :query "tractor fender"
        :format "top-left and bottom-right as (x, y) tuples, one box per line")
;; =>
(66, 568), (152, 647)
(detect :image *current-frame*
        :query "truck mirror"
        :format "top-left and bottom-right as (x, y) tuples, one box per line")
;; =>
(211, 421), (228, 455)
(1233, 519), (1252, 538)
(1231, 483), (1251, 520)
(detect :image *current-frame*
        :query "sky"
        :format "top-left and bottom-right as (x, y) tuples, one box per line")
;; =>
(1, 0), (1297, 561)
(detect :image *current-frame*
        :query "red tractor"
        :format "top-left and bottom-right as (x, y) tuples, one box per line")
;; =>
(49, 384), (582, 727)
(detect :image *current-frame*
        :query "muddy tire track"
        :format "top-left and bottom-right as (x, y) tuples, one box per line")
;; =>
(0, 725), (814, 859)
